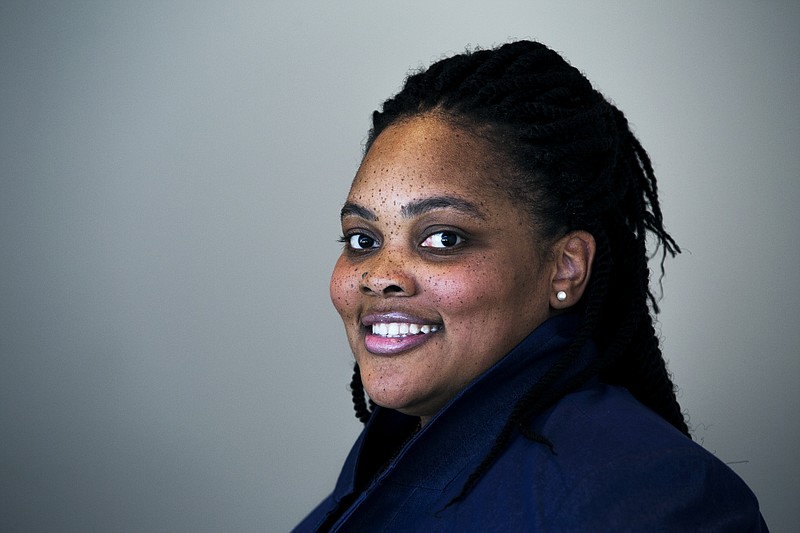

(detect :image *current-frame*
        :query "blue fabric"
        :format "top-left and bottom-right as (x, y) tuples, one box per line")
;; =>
(294, 316), (768, 532)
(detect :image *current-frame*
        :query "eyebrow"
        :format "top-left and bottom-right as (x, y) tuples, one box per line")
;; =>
(340, 202), (377, 221)
(340, 195), (486, 221)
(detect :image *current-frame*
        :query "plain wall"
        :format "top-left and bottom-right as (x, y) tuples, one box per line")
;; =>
(1, 1), (797, 531)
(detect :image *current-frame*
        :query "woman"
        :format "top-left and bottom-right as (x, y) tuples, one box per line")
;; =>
(295, 41), (767, 531)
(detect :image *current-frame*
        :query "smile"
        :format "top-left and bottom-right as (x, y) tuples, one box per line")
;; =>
(371, 323), (440, 337)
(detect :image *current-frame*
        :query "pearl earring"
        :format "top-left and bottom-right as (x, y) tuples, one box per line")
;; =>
(556, 290), (567, 302)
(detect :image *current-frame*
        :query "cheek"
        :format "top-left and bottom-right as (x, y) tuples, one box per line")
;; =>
(431, 263), (532, 323)
(329, 258), (359, 317)
(427, 269), (491, 312)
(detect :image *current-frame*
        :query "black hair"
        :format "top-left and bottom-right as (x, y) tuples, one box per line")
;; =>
(348, 40), (689, 501)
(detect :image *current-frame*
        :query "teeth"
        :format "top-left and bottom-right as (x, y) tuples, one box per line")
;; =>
(371, 322), (440, 338)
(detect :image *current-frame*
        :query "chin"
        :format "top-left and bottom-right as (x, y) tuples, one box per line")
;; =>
(363, 381), (418, 413)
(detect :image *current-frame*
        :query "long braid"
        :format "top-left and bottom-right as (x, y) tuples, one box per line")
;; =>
(350, 363), (373, 424)
(352, 40), (689, 501)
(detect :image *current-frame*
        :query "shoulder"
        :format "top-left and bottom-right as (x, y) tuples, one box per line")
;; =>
(524, 383), (768, 532)
(444, 382), (767, 531)
(539, 381), (694, 462)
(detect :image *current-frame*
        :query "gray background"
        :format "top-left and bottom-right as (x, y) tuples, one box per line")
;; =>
(1, 1), (797, 531)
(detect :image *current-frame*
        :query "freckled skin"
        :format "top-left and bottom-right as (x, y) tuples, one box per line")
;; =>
(330, 116), (558, 425)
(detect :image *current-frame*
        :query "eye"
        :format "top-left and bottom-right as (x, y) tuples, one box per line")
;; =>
(346, 233), (378, 250)
(421, 231), (463, 249)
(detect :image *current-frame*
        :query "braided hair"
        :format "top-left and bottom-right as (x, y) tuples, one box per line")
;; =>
(348, 40), (689, 501)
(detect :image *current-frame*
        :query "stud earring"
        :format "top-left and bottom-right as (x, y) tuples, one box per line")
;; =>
(556, 290), (567, 302)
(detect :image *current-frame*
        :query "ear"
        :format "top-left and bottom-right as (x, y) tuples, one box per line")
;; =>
(549, 230), (595, 309)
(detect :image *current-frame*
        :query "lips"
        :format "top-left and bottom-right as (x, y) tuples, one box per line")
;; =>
(361, 312), (442, 355)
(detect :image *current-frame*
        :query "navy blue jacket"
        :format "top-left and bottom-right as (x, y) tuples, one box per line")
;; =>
(295, 317), (768, 532)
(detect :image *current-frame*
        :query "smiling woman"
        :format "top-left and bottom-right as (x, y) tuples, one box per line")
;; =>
(294, 41), (768, 532)
(332, 116), (591, 424)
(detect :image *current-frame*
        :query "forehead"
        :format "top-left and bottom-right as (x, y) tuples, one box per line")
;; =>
(350, 116), (504, 204)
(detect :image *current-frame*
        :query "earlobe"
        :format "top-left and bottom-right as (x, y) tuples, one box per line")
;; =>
(550, 230), (595, 309)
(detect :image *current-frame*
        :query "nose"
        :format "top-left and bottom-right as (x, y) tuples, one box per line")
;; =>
(359, 252), (416, 297)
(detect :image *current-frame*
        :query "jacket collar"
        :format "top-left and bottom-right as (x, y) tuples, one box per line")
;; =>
(334, 314), (595, 497)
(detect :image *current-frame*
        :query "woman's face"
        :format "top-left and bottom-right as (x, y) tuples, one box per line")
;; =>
(330, 116), (557, 423)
